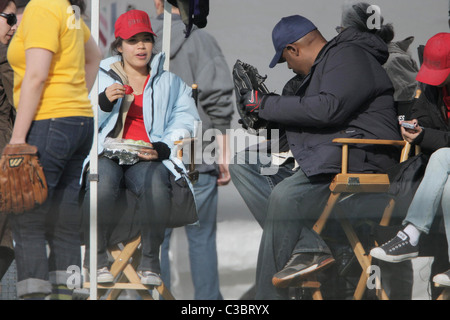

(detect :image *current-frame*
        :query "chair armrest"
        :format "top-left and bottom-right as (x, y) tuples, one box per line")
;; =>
(332, 138), (410, 173)
(332, 138), (406, 146)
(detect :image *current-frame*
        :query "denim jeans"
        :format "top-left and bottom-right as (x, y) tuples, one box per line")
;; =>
(161, 173), (222, 300)
(83, 157), (172, 274)
(229, 150), (332, 299)
(403, 148), (450, 261)
(229, 150), (295, 227)
(10, 117), (93, 297)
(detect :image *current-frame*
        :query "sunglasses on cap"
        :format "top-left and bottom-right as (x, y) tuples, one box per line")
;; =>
(0, 12), (17, 27)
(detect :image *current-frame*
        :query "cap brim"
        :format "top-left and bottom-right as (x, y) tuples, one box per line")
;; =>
(416, 65), (450, 86)
(119, 27), (157, 40)
(269, 50), (283, 68)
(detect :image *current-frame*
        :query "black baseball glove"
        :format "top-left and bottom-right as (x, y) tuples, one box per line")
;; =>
(233, 60), (271, 134)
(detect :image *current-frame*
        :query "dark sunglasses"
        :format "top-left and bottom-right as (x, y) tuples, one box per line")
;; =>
(0, 12), (17, 27)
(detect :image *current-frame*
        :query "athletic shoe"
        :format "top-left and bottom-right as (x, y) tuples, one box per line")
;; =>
(272, 252), (335, 288)
(433, 269), (450, 287)
(137, 270), (162, 286)
(370, 231), (419, 263)
(97, 267), (114, 283)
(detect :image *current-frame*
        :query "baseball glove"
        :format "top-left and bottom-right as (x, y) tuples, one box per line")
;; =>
(233, 59), (271, 134)
(0, 143), (48, 214)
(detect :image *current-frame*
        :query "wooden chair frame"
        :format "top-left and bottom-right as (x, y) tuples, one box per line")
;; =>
(296, 138), (411, 300)
(84, 236), (175, 300)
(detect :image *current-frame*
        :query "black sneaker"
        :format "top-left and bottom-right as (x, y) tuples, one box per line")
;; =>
(370, 231), (419, 263)
(272, 252), (335, 288)
(433, 269), (450, 287)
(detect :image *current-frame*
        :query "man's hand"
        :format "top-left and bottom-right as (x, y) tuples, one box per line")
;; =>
(240, 89), (264, 114)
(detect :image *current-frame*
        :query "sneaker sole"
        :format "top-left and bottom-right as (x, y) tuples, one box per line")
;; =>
(433, 274), (450, 287)
(370, 248), (418, 263)
(272, 257), (335, 288)
(97, 275), (114, 283)
(141, 278), (162, 286)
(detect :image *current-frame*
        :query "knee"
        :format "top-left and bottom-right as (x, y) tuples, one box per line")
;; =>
(428, 148), (450, 167)
(229, 151), (260, 182)
(145, 162), (170, 190)
(267, 182), (294, 211)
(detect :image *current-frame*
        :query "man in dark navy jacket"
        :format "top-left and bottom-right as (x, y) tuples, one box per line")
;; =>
(229, 15), (401, 299)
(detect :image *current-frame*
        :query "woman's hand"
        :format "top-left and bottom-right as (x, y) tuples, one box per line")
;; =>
(400, 119), (422, 143)
(105, 84), (126, 102)
(137, 147), (158, 161)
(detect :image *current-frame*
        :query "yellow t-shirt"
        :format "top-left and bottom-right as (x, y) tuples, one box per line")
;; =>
(7, 0), (93, 120)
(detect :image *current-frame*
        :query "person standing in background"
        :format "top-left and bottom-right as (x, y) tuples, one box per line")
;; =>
(152, 0), (234, 300)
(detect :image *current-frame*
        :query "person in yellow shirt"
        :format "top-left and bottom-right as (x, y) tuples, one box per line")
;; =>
(6, 0), (102, 299)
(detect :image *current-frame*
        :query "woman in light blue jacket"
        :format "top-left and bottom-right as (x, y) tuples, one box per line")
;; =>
(82, 10), (199, 286)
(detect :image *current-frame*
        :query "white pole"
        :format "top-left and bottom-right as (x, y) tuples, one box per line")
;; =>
(162, 0), (172, 71)
(89, 0), (99, 301)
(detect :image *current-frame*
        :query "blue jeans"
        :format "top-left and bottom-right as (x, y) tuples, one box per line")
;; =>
(403, 148), (450, 261)
(83, 157), (172, 273)
(10, 117), (93, 297)
(161, 173), (222, 300)
(229, 150), (332, 299)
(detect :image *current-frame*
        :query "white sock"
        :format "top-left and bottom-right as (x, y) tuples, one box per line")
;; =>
(402, 224), (421, 246)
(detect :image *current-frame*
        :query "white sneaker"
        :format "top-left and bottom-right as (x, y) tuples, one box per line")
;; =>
(369, 231), (419, 263)
(433, 269), (450, 287)
(97, 267), (114, 283)
(137, 270), (162, 286)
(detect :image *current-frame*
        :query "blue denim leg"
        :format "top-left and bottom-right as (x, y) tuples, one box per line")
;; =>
(255, 168), (331, 299)
(10, 117), (93, 297)
(161, 173), (222, 300)
(404, 148), (450, 234)
(138, 161), (172, 273)
(403, 148), (450, 260)
(83, 157), (126, 269)
(229, 150), (295, 227)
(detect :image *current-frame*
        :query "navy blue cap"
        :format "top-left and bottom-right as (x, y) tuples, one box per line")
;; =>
(269, 15), (317, 68)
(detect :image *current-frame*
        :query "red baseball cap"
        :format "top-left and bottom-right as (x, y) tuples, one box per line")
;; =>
(114, 10), (157, 40)
(416, 33), (450, 86)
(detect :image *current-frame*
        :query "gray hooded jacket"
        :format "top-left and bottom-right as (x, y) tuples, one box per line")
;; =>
(152, 14), (234, 174)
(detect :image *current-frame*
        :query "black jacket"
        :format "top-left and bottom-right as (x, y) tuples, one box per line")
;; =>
(260, 27), (401, 177)
(410, 84), (450, 154)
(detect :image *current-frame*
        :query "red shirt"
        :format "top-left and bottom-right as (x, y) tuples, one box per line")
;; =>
(122, 75), (151, 142)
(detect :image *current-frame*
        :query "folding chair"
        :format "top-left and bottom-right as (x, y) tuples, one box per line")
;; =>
(84, 235), (175, 300)
(288, 138), (412, 300)
(83, 85), (200, 300)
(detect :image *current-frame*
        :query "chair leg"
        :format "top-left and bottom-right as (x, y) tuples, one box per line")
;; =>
(379, 198), (395, 227)
(337, 207), (389, 300)
(314, 192), (341, 234)
(288, 192), (340, 299)
(84, 235), (175, 300)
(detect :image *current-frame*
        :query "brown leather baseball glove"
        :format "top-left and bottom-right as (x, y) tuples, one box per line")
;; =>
(0, 143), (48, 214)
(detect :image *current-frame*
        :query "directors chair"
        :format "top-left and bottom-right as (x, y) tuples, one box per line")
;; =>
(284, 138), (412, 300)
